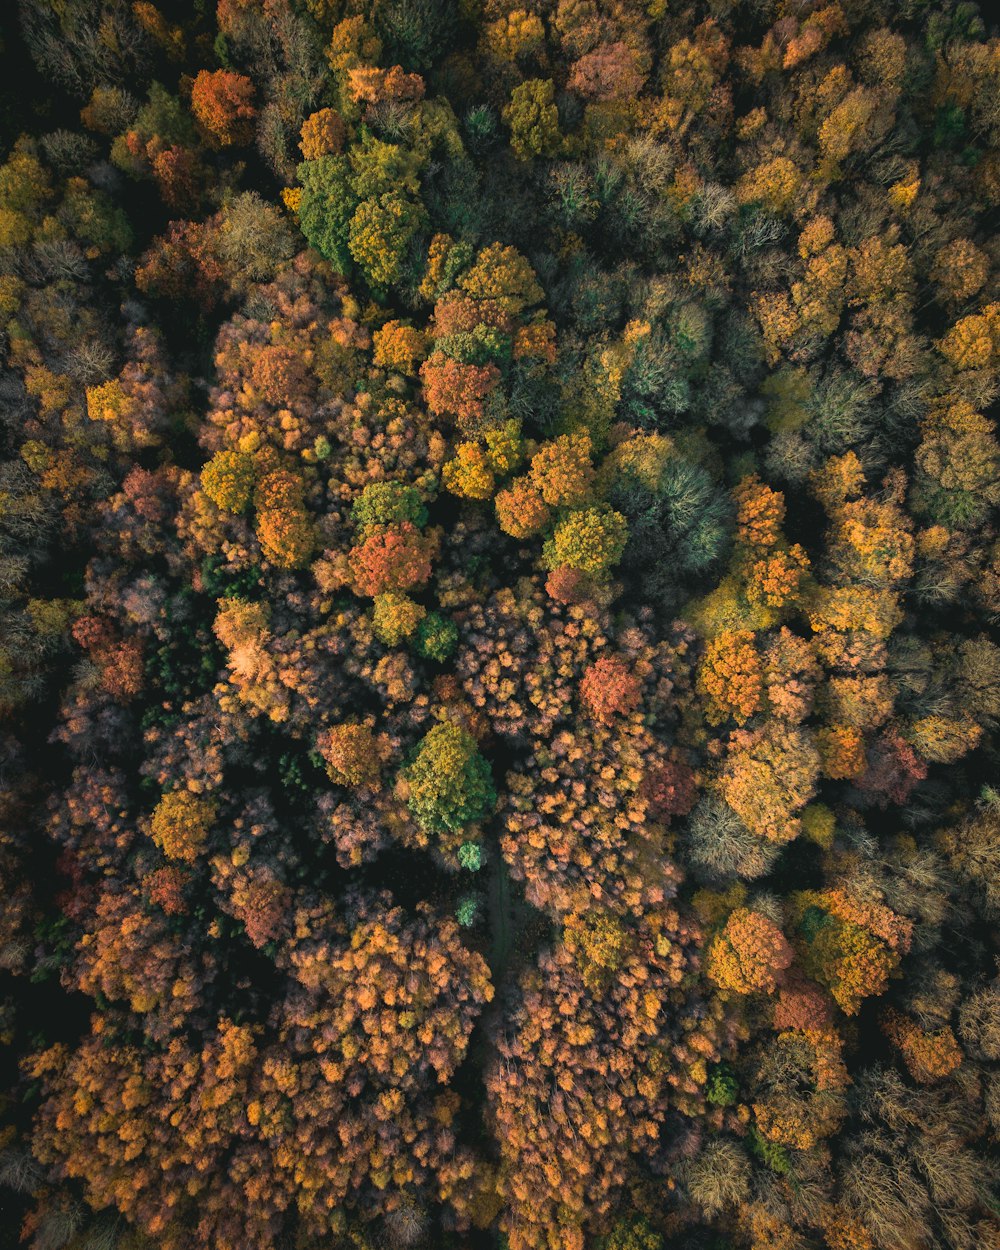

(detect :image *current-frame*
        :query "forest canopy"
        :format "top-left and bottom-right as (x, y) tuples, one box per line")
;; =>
(1, 1), (1000, 1249)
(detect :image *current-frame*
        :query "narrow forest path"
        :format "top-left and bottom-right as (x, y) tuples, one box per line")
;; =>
(487, 836), (513, 980)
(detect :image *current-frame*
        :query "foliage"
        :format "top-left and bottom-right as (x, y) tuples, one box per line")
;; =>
(542, 506), (629, 577)
(503, 79), (562, 161)
(149, 790), (216, 862)
(191, 71), (256, 146)
(5, 5), (1000, 1250)
(708, 907), (794, 995)
(413, 610), (458, 662)
(351, 480), (428, 534)
(401, 721), (496, 839)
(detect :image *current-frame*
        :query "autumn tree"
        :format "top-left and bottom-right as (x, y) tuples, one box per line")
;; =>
(718, 723), (820, 843)
(191, 70), (256, 146)
(149, 790), (216, 862)
(707, 907), (793, 995)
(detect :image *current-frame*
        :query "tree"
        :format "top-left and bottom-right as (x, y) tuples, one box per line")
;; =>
(347, 65), (425, 106)
(201, 449), (256, 513)
(266, 895), (492, 1230)
(818, 724), (866, 780)
(734, 474), (786, 549)
(28, 1018), (257, 1242)
(792, 889), (912, 1015)
(316, 722), (383, 788)
(542, 507), (628, 577)
(191, 70), (256, 145)
(299, 108), (346, 159)
(373, 591), (426, 644)
(348, 191), (425, 287)
(351, 480), (428, 533)
(297, 155), (357, 271)
(442, 442), (496, 500)
(458, 243), (544, 315)
(745, 545), (808, 609)
(530, 432), (595, 507)
(735, 157), (801, 214)
(413, 611), (458, 662)
(698, 630), (763, 726)
(751, 1026), (849, 1150)
(931, 238), (989, 303)
(763, 627), (820, 723)
(708, 907), (793, 994)
(149, 790), (216, 862)
(718, 724), (820, 843)
(216, 192), (296, 286)
(348, 521), (437, 596)
(495, 479), (550, 538)
(580, 655), (642, 723)
(823, 482), (915, 590)
(420, 352), (502, 426)
(254, 470), (314, 569)
(372, 320), (427, 374)
(685, 1139), (751, 1217)
(401, 721), (495, 841)
(938, 306), (1000, 371)
(480, 9), (545, 65)
(503, 79), (562, 161)
(914, 399), (1000, 526)
(883, 1010), (963, 1084)
(568, 42), (645, 102)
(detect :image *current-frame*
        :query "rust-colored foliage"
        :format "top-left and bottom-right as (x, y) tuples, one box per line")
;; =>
(883, 1010), (963, 1084)
(488, 909), (717, 1250)
(580, 654), (643, 722)
(348, 521), (437, 596)
(420, 352), (502, 427)
(708, 907), (793, 995)
(316, 722), (383, 788)
(191, 70), (256, 146)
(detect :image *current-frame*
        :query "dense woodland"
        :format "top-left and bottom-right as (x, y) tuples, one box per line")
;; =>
(1, 0), (1000, 1247)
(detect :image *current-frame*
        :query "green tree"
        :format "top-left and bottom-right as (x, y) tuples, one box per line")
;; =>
(503, 79), (562, 161)
(413, 611), (458, 662)
(351, 480), (428, 533)
(402, 721), (495, 836)
(297, 155), (357, 272)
